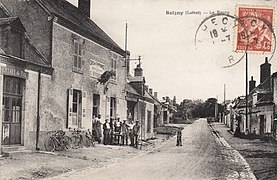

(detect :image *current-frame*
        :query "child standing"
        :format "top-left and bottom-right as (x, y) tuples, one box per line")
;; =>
(176, 129), (182, 146)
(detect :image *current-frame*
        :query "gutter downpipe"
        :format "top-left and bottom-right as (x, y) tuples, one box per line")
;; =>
(36, 68), (42, 150)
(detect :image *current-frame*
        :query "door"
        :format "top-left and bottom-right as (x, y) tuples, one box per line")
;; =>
(163, 111), (168, 124)
(260, 115), (265, 137)
(110, 97), (116, 119)
(147, 110), (151, 133)
(2, 76), (23, 145)
(92, 94), (100, 118)
(72, 89), (82, 128)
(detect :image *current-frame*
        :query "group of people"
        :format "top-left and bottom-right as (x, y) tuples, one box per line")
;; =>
(92, 114), (140, 148)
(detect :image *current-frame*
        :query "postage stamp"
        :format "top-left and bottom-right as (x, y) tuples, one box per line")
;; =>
(235, 6), (275, 53)
(195, 5), (276, 68)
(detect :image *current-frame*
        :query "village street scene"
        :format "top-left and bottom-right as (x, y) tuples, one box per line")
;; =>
(0, 0), (277, 179)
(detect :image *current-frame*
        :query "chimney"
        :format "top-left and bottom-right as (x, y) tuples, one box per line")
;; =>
(144, 85), (149, 92)
(260, 57), (271, 83)
(78, 0), (91, 17)
(149, 88), (153, 95)
(154, 92), (158, 99)
(249, 76), (256, 93)
(134, 63), (143, 77)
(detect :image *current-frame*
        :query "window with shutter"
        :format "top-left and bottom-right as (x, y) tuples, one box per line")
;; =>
(73, 40), (83, 73)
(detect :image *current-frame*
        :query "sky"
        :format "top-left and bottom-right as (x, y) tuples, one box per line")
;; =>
(68, 0), (277, 103)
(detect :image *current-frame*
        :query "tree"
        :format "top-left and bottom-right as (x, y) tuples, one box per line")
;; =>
(203, 98), (217, 117)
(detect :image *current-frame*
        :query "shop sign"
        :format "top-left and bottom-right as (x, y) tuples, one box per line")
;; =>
(1, 66), (28, 79)
(89, 59), (104, 78)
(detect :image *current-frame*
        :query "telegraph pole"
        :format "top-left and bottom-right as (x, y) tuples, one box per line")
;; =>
(245, 52), (248, 131)
(215, 95), (218, 121)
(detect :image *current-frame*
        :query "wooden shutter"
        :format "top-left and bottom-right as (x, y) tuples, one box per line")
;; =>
(67, 88), (73, 128)
(82, 91), (87, 127)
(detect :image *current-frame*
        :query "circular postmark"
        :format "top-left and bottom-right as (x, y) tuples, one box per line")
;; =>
(194, 7), (276, 68)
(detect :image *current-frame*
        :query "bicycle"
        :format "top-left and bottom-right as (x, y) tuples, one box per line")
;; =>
(83, 129), (95, 148)
(44, 130), (73, 152)
(70, 128), (83, 149)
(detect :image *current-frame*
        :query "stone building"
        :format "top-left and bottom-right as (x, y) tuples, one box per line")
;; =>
(0, 4), (52, 150)
(231, 57), (277, 141)
(160, 96), (177, 124)
(1, 0), (127, 149)
(126, 63), (155, 140)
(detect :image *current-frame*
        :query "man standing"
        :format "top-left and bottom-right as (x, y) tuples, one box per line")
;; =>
(103, 119), (110, 145)
(93, 114), (102, 143)
(114, 118), (122, 145)
(109, 118), (114, 145)
(121, 120), (129, 145)
(133, 120), (140, 148)
(129, 121), (134, 146)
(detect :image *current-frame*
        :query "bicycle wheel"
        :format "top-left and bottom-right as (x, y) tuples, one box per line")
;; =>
(54, 138), (64, 151)
(71, 136), (81, 149)
(44, 137), (55, 152)
(63, 136), (73, 150)
(83, 136), (91, 148)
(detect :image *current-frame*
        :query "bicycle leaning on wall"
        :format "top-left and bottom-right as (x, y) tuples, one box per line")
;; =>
(44, 130), (73, 152)
(70, 128), (83, 149)
(83, 129), (95, 148)
(70, 128), (95, 148)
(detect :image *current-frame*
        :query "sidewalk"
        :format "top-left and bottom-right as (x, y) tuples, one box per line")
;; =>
(211, 122), (277, 180)
(0, 134), (170, 180)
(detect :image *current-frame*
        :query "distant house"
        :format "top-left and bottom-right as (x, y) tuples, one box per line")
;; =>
(1, 0), (127, 149)
(160, 96), (177, 124)
(231, 58), (277, 141)
(126, 63), (155, 140)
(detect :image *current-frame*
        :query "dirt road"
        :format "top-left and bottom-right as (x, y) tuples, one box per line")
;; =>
(49, 118), (256, 180)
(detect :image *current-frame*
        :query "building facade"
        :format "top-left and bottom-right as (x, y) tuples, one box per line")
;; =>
(126, 64), (155, 140)
(1, 0), (128, 149)
(230, 58), (277, 141)
(0, 4), (53, 150)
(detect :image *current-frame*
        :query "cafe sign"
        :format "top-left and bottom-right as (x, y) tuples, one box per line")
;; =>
(89, 59), (104, 78)
(1, 66), (28, 79)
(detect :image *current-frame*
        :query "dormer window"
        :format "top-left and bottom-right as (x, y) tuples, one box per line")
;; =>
(0, 17), (25, 58)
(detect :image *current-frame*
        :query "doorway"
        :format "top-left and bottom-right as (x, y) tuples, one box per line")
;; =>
(2, 76), (23, 145)
(260, 115), (265, 137)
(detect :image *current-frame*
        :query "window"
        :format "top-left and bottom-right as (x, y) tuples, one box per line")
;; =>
(110, 97), (116, 118)
(72, 89), (82, 127)
(73, 40), (83, 72)
(67, 88), (87, 128)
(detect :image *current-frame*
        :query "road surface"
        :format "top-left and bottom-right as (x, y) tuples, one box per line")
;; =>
(49, 118), (255, 180)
